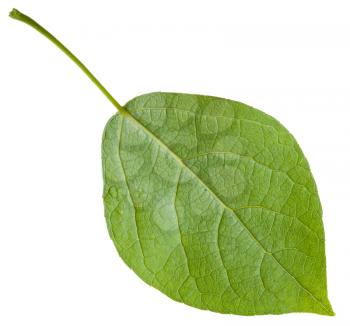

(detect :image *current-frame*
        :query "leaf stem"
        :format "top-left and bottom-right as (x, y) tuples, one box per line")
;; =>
(9, 8), (126, 113)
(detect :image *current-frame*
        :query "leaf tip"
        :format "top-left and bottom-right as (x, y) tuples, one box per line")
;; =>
(328, 309), (336, 317)
(322, 303), (335, 316)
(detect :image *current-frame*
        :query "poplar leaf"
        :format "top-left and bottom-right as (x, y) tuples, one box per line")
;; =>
(102, 92), (334, 315)
(10, 8), (333, 316)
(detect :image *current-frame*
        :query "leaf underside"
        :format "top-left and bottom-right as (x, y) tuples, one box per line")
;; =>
(102, 92), (333, 316)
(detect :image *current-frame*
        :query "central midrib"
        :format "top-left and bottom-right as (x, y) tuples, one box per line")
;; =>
(121, 109), (332, 315)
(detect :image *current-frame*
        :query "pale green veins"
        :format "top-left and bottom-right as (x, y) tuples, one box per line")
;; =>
(10, 8), (334, 316)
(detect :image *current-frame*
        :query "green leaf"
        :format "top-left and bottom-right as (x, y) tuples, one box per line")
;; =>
(10, 9), (333, 317)
(102, 92), (334, 316)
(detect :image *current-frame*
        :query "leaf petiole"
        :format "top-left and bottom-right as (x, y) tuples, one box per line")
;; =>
(9, 8), (126, 114)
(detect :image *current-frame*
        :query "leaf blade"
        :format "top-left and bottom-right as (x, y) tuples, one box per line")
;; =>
(102, 92), (333, 315)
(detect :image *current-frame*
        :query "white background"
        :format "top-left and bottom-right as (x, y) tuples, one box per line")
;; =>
(0, 0), (349, 325)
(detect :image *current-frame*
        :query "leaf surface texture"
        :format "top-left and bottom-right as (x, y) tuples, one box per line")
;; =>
(102, 92), (333, 315)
